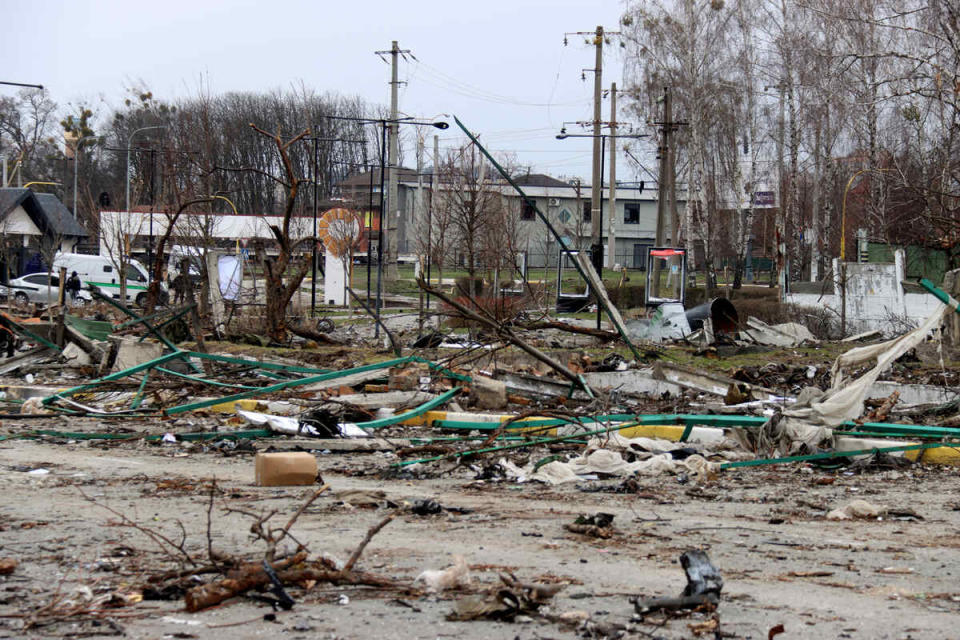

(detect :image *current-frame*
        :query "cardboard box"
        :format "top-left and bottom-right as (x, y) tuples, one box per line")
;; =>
(255, 452), (318, 486)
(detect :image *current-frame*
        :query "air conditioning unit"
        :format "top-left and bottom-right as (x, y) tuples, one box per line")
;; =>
(548, 198), (561, 207)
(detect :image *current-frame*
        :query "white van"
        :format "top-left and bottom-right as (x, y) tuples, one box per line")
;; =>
(53, 253), (167, 307)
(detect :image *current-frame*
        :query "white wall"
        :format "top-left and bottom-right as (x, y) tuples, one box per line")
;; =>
(99, 210), (312, 256)
(3, 206), (41, 235)
(785, 251), (943, 335)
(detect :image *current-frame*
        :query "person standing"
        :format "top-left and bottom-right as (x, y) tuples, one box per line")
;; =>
(66, 271), (82, 305)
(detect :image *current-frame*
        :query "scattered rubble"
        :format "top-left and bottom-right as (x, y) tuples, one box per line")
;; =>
(1, 272), (959, 638)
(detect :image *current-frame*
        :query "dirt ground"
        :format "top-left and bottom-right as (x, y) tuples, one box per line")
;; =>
(2, 423), (959, 640)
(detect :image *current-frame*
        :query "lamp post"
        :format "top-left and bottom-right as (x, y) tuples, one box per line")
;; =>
(207, 193), (238, 216)
(72, 135), (102, 218)
(321, 115), (448, 337)
(125, 126), (166, 268)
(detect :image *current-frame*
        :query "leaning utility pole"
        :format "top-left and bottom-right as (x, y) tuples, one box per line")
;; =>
(607, 82), (617, 270)
(377, 40), (408, 281)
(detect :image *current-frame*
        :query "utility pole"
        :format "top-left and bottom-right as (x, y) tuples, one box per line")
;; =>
(416, 134), (425, 335)
(427, 134), (439, 313)
(607, 82), (617, 270)
(377, 40), (409, 281)
(590, 26), (604, 276)
(650, 86), (686, 300)
(654, 87), (672, 251)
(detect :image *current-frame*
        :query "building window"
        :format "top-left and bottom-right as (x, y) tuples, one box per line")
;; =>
(624, 202), (640, 224)
(521, 199), (536, 220)
(582, 201), (591, 222)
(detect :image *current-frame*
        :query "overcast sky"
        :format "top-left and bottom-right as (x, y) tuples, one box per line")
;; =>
(4, 0), (651, 183)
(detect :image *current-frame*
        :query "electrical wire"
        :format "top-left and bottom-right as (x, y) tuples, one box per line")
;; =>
(410, 58), (591, 108)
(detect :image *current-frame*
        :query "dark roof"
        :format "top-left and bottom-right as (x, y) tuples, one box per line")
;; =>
(0, 188), (88, 237)
(511, 173), (571, 188)
(34, 193), (88, 237)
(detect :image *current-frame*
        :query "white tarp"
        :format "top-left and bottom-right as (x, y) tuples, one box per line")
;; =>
(736, 302), (950, 455)
(217, 255), (242, 301)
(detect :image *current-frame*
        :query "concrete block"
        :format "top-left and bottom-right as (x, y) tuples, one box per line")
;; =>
(112, 337), (163, 373)
(255, 452), (318, 486)
(61, 342), (92, 366)
(471, 376), (507, 410)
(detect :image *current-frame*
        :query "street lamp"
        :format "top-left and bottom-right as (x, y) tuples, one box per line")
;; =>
(0, 81), (43, 90)
(125, 126), (166, 269)
(321, 115), (448, 337)
(125, 126), (166, 216)
(72, 135), (102, 218)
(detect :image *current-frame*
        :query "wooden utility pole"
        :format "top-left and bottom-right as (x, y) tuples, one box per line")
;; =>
(607, 82), (617, 270)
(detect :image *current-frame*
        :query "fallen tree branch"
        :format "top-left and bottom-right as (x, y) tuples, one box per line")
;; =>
(184, 513), (396, 612)
(267, 485), (330, 561)
(347, 286), (402, 357)
(517, 319), (619, 341)
(288, 323), (342, 345)
(343, 514), (394, 572)
(80, 488), (199, 569)
(184, 552), (308, 612)
(417, 277), (594, 396)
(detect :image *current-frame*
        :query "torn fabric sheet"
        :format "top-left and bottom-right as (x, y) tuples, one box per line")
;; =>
(496, 449), (719, 485)
(237, 409), (369, 438)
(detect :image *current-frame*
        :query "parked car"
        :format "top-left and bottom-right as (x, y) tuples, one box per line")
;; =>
(1, 273), (93, 306)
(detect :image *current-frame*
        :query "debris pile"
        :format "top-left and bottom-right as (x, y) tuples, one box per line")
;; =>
(1, 270), (959, 638)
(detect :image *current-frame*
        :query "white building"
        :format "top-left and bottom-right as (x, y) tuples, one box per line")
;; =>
(0, 188), (88, 277)
(337, 170), (667, 270)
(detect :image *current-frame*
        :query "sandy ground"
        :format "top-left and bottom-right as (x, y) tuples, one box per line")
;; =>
(1, 427), (959, 640)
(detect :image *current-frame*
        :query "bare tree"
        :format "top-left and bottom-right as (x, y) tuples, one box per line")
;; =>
(434, 144), (518, 300)
(227, 124), (311, 341)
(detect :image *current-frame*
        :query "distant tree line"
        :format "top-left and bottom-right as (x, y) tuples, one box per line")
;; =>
(621, 0), (960, 287)
(0, 84), (379, 233)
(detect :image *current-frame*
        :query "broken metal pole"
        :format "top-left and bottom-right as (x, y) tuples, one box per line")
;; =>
(719, 441), (946, 469)
(163, 355), (467, 416)
(393, 418), (658, 467)
(418, 277), (594, 397)
(113, 303), (196, 331)
(453, 116), (644, 362)
(919, 278), (960, 314)
(349, 388), (462, 430)
(42, 350), (189, 405)
(89, 286), (185, 356)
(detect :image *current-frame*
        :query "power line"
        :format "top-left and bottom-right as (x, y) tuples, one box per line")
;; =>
(410, 59), (590, 107)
